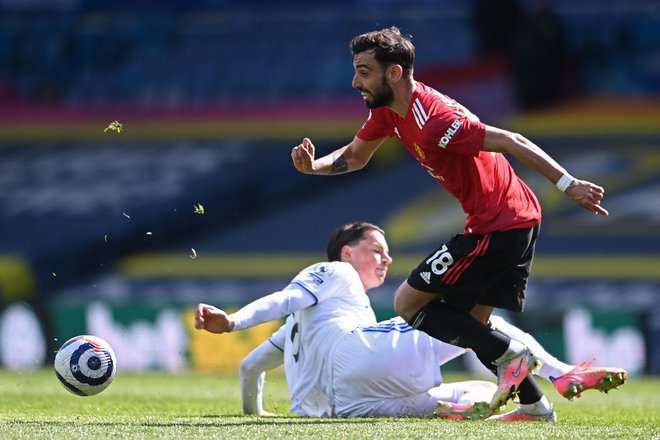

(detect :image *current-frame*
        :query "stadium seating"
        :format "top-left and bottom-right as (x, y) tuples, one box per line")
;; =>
(1, 1), (657, 107)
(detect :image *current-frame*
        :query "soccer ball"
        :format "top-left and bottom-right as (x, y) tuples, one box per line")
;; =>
(54, 335), (116, 396)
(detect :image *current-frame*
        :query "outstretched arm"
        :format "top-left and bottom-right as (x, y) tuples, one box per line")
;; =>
(482, 125), (608, 216)
(194, 285), (316, 334)
(291, 136), (384, 175)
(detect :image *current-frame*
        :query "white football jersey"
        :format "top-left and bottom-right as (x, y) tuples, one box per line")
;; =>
(274, 261), (377, 416)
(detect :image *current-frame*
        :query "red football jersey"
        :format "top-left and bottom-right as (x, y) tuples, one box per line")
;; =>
(357, 81), (541, 234)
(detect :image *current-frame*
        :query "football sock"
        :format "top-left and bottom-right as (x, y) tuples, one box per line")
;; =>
(539, 360), (573, 382)
(515, 375), (545, 405)
(520, 394), (553, 414)
(489, 316), (572, 381)
(475, 332), (525, 375)
(458, 388), (496, 406)
(410, 301), (510, 364)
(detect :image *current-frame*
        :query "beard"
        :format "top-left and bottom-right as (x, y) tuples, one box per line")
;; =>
(363, 76), (394, 109)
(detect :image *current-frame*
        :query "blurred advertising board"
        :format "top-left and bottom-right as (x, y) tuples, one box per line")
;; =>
(0, 301), (655, 376)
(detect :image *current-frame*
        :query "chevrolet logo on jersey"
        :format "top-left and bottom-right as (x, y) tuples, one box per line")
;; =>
(438, 119), (463, 148)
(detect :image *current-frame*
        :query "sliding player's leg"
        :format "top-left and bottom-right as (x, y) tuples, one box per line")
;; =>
(489, 315), (572, 381)
(433, 381), (496, 420)
(332, 317), (475, 417)
(489, 316), (627, 400)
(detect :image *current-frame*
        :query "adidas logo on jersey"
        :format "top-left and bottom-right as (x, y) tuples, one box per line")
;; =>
(420, 271), (431, 284)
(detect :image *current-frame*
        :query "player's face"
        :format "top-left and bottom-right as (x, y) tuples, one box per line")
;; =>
(352, 51), (394, 109)
(342, 229), (392, 291)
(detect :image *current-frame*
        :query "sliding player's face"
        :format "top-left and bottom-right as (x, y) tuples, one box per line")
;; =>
(342, 230), (392, 291)
(352, 50), (394, 109)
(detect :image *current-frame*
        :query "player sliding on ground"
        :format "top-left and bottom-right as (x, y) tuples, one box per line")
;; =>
(241, 317), (626, 420)
(195, 222), (626, 420)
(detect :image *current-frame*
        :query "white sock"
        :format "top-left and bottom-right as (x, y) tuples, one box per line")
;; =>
(520, 395), (553, 415)
(490, 316), (573, 381)
(539, 361), (573, 382)
(495, 338), (526, 364)
(457, 389), (494, 406)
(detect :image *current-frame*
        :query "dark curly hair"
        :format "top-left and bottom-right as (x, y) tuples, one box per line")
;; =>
(350, 26), (415, 77)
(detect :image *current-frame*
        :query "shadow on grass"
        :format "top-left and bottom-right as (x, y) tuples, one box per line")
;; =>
(9, 416), (388, 429)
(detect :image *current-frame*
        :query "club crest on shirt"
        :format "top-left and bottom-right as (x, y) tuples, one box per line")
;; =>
(303, 263), (335, 286)
(414, 143), (426, 160)
(314, 263), (334, 277)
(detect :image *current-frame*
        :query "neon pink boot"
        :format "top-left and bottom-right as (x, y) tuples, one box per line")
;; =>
(490, 347), (540, 411)
(434, 401), (492, 420)
(551, 359), (627, 401)
(487, 406), (557, 422)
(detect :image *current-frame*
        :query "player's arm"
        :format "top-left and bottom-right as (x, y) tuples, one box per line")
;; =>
(240, 327), (285, 416)
(482, 125), (608, 216)
(291, 135), (385, 175)
(194, 285), (316, 333)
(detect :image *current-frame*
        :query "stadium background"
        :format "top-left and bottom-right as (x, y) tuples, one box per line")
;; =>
(0, 0), (658, 378)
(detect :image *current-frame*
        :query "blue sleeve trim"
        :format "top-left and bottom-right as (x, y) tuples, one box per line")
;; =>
(268, 338), (284, 352)
(290, 281), (319, 305)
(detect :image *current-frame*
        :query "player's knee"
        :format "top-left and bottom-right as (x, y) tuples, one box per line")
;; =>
(394, 282), (438, 324)
(240, 356), (256, 375)
(469, 304), (493, 325)
(393, 296), (408, 322)
(394, 287), (420, 323)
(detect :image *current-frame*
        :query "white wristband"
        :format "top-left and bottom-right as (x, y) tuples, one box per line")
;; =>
(556, 174), (574, 192)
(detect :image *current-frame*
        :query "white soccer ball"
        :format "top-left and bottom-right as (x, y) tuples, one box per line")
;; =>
(54, 335), (116, 396)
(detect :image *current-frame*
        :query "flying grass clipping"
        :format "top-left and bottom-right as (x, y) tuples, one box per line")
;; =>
(100, 125), (206, 261)
(104, 120), (123, 133)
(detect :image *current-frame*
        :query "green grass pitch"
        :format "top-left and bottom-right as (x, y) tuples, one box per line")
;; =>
(0, 370), (658, 439)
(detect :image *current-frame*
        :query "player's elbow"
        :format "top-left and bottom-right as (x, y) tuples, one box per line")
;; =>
(352, 158), (368, 170)
(341, 150), (368, 171)
(503, 131), (534, 155)
(484, 126), (526, 154)
(343, 144), (373, 171)
(240, 356), (259, 376)
(241, 355), (272, 382)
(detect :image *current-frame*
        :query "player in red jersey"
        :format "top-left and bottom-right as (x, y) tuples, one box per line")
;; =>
(291, 27), (611, 421)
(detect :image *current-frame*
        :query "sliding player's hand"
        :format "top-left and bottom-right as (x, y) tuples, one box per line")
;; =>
(194, 303), (235, 333)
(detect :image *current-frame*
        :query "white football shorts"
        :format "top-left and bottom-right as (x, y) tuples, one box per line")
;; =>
(330, 317), (468, 417)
